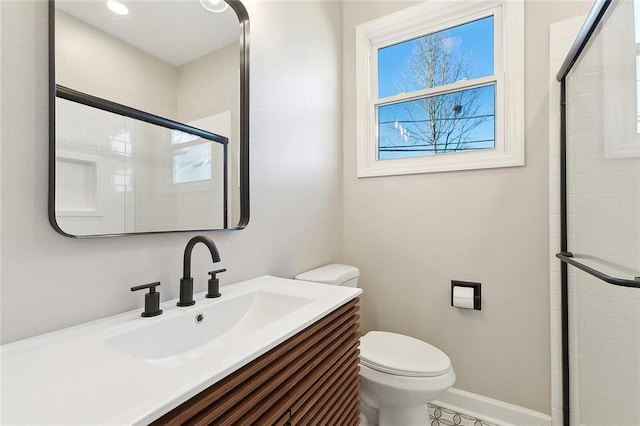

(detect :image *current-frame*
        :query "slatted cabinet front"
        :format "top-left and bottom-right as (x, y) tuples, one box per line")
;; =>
(152, 298), (360, 425)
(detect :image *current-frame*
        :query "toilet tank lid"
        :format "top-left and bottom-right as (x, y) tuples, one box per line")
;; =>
(294, 264), (360, 285)
(359, 331), (452, 377)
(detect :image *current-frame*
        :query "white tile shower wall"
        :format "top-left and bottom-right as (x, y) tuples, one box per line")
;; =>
(56, 102), (227, 234)
(55, 99), (132, 235)
(552, 4), (640, 425)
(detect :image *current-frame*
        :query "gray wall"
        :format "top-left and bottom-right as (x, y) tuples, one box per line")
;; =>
(0, 0), (343, 344)
(342, 0), (592, 415)
(176, 43), (241, 226)
(55, 10), (178, 119)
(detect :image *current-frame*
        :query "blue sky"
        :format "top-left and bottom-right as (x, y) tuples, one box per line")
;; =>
(375, 16), (496, 160)
(378, 16), (494, 98)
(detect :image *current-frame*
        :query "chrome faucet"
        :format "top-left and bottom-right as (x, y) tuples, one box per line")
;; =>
(178, 235), (221, 307)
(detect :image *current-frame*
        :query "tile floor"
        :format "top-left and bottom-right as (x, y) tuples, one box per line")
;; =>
(428, 403), (499, 426)
(359, 403), (499, 426)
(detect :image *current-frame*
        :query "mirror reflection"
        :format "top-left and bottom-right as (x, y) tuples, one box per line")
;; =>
(50, 0), (248, 237)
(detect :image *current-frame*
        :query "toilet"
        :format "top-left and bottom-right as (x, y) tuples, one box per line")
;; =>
(295, 264), (456, 426)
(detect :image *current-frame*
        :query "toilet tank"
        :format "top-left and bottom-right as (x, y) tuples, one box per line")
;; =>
(294, 264), (360, 287)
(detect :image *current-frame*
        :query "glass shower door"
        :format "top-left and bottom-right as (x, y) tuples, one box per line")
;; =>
(560, 0), (640, 424)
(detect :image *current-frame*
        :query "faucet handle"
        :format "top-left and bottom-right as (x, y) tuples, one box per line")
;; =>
(131, 282), (163, 317)
(208, 268), (227, 278)
(206, 268), (226, 298)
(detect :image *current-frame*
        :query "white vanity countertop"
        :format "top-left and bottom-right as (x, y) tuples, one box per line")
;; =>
(0, 275), (362, 425)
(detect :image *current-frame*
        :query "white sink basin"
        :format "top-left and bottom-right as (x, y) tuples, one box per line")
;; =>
(105, 290), (314, 366)
(1, 275), (361, 425)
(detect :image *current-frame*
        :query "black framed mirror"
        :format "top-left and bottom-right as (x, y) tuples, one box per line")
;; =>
(48, 0), (249, 237)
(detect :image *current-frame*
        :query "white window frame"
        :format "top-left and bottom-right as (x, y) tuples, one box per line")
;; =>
(355, 0), (524, 177)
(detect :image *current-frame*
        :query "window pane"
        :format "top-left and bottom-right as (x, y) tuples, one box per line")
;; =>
(378, 84), (495, 160)
(172, 142), (212, 184)
(378, 16), (494, 98)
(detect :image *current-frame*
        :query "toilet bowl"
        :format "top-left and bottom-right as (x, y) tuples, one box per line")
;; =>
(295, 264), (456, 426)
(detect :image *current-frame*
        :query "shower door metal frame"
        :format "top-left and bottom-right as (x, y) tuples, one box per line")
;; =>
(556, 0), (640, 424)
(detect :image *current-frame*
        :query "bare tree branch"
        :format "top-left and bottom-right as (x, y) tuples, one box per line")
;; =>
(382, 30), (494, 155)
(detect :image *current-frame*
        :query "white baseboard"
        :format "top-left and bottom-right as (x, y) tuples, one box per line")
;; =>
(433, 388), (552, 426)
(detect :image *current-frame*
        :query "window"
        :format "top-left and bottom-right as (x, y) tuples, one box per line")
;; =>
(356, 1), (524, 176)
(168, 112), (231, 185)
(171, 130), (213, 184)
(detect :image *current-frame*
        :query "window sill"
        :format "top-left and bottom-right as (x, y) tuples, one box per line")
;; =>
(356, 146), (524, 178)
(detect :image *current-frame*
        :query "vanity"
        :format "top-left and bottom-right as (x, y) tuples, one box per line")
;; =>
(0, 276), (362, 424)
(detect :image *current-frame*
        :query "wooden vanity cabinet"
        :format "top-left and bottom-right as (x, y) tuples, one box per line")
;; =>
(152, 298), (360, 425)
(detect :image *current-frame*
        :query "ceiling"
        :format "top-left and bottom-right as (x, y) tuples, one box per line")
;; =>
(56, 0), (240, 67)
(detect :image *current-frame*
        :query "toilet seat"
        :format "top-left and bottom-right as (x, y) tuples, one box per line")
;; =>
(360, 331), (451, 377)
